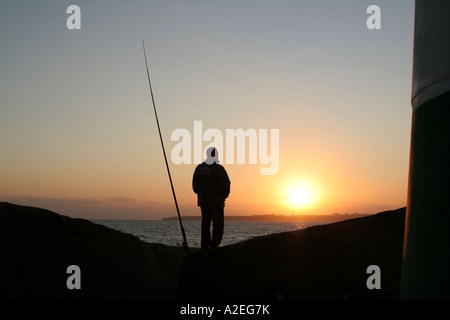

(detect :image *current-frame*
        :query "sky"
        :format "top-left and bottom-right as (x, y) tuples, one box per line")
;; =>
(0, 0), (415, 220)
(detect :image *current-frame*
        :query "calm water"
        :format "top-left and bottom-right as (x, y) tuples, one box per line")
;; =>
(92, 219), (326, 248)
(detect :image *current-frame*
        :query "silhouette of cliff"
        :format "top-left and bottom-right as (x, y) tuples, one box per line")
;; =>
(0, 202), (406, 300)
(0, 202), (182, 299)
(178, 207), (406, 300)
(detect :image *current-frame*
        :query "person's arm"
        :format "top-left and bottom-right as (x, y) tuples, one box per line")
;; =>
(192, 166), (199, 194)
(219, 167), (231, 198)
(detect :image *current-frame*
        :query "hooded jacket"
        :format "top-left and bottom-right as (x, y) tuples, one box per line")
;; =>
(192, 162), (230, 207)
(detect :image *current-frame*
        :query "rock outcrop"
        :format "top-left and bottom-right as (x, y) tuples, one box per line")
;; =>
(178, 207), (406, 300)
(0, 202), (406, 300)
(0, 202), (182, 299)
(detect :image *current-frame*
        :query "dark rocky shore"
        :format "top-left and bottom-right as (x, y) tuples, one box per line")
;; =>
(0, 202), (406, 300)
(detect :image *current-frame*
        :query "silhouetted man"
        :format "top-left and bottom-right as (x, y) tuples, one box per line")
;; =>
(192, 147), (230, 249)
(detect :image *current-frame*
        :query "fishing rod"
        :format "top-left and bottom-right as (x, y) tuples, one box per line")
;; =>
(142, 40), (189, 254)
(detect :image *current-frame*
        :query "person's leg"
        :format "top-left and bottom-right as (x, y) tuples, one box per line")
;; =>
(210, 207), (224, 248)
(200, 207), (212, 249)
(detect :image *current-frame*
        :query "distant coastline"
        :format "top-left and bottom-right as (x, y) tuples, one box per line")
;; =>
(162, 213), (370, 222)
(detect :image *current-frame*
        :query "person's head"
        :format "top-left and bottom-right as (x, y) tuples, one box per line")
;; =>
(205, 147), (219, 164)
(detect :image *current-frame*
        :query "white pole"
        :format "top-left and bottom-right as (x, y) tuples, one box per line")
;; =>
(401, 0), (450, 299)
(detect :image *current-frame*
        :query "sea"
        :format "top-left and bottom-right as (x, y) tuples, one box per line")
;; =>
(91, 219), (327, 248)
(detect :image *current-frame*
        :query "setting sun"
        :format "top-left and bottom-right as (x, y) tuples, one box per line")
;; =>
(285, 182), (318, 209)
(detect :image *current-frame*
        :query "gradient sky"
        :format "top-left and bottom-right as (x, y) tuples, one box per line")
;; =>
(0, 0), (415, 220)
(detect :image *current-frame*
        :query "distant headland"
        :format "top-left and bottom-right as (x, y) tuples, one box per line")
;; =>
(162, 213), (370, 222)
